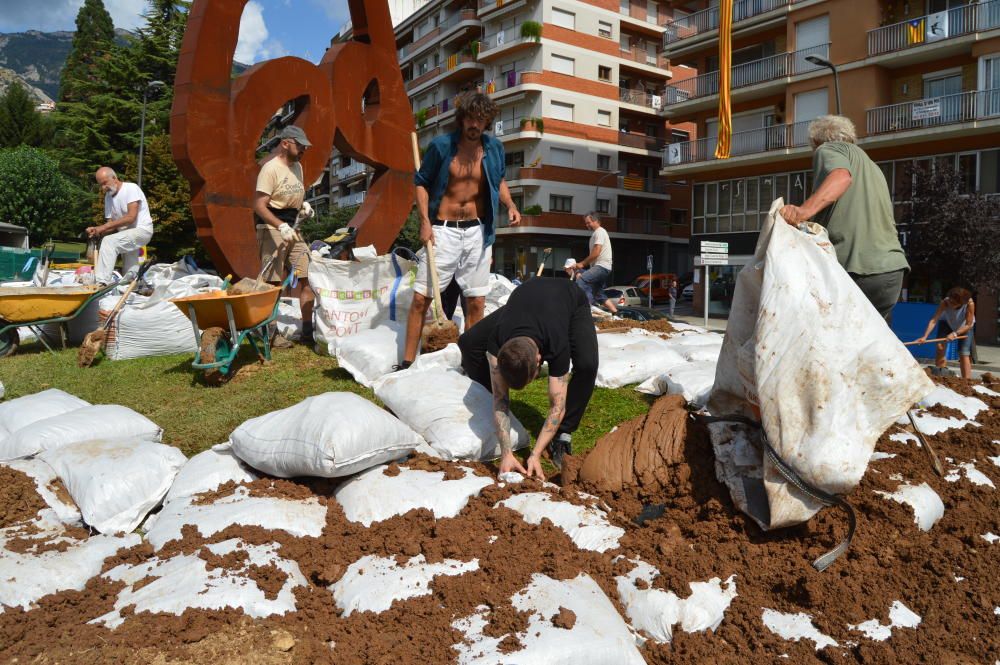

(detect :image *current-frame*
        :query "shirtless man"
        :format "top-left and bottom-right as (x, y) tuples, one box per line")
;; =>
(397, 92), (520, 369)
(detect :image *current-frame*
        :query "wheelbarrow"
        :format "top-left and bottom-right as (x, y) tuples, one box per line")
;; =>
(0, 282), (119, 358)
(171, 273), (292, 384)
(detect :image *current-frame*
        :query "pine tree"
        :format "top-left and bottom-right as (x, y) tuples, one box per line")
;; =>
(59, 0), (116, 103)
(0, 82), (54, 148)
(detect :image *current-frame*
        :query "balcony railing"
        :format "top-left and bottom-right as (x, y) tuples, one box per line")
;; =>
(867, 89), (1000, 135)
(616, 218), (674, 234)
(662, 120), (812, 166)
(398, 9), (480, 59)
(619, 131), (664, 150)
(619, 87), (665, 109)
(619, 45), (669, 69)
(620, 5), (670, 27)
(406, 66), (441, 90)
(868, 0), (1000, 56)
(663, 43), (829, 105)
(481, 24), (534, 55)
(618, 175), (670, 194)
(337, 191), (366, 208)
(663, 0), (796, 46)
(336, 161), (368, 181)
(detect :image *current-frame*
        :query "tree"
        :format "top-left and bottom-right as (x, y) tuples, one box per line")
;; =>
(297, 204), (421, 253)
(903, 164), (1000, 294)
(0, 82), (53, 148)
(59, 0), (116, 104)
(0, 146), (85, 241)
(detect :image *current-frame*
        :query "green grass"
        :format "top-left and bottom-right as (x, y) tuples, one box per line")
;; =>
(1, 342), (651, 458)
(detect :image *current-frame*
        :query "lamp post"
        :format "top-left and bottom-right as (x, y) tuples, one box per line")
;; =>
(594, 169), (621, 220)
(804, 54), (840, 115)
(137, 80), (166, 188)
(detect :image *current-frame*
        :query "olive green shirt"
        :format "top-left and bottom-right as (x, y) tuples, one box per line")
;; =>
(812, 142), (909, 276)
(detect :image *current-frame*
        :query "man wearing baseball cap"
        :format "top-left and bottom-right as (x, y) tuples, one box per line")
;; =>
(254, 125), (316, 346)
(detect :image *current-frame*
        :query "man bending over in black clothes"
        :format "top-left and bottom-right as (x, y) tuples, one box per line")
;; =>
(458, 277), (599, 478)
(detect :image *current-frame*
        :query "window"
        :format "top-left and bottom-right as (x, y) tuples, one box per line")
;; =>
(551, 101), (574, 121)
(620, 35), (630, 52)
(550, 147), (574, 167)
(550, 195), (573, 212)
(552, 54), (575, 76)
(597, 154), (611, 170)
(597, 110), (612, 127)
(505, 151), (524, 167)
(670, 129), (689, 143)
(598, 65), (612, 81)
(552, 7), (575, 30)
(598, 20), (613, 38)
(597, 198), (610, 214)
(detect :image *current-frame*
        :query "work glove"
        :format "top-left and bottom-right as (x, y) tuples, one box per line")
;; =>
(278, 223), (296, 243)
(297, 201), (315, 222)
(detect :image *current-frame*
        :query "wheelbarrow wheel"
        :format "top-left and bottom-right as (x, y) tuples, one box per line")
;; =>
(199, 327), (230, 385)
(0, 326), (19, 359)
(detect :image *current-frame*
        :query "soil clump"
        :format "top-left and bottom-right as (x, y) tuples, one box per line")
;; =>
(595, 318), (677, 335)
(0, 466), (49, 528)
(420, 321), (459, 353)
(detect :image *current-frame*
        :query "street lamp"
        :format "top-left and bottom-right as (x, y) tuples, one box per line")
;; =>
(594, 169), (621, 218)
(804, 54), (841, 115)
(137, 80), (166, 188)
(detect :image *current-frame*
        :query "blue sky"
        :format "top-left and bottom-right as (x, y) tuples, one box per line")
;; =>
(0, 0), (351, 64)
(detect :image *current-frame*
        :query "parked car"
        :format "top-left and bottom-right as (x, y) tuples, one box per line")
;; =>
(632, 273), (678, 303)
(615, 306), (671, 322)
(682, 283), (694, 301)
(682, 279), (732, 302)
(604, 285), (643, 307)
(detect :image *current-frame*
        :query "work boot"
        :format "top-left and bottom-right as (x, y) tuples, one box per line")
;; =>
(300, 324), (315, 346)
(271, 333), (294, 349)
(391, 360), (413, 372)
(550, 432), (572, 470)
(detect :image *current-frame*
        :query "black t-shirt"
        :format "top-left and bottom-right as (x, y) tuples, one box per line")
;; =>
(486, 277), (585, 377)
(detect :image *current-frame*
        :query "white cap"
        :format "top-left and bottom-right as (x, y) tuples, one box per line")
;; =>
(564, 258), (576, 269)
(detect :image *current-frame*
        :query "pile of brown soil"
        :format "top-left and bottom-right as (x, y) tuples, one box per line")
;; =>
(0, 466), (48, 529)
(0, 378), (996, 664)
(227, 278), (272, 295)
(595, 318), (677, 336)
(421, 321), (459, 353)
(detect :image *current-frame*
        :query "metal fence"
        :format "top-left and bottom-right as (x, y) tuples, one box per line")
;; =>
(868, 0), (1000, 56)
(867, 89), (1000, 135)
(662, 120), (812, 166)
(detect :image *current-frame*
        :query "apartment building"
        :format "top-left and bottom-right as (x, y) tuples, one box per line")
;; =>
(323, 0), (694, 283)
(659, 0), (1000, 338)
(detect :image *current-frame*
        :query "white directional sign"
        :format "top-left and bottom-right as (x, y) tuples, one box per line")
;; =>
(700, 241), (729, 252)
(701, 257), (730, 266)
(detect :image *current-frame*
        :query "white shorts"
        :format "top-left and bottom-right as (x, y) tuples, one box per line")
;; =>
(414, 224), (492, 298)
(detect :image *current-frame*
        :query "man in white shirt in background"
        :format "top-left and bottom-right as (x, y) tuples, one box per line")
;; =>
(88, 166), (154, 285)
(573, 212), (618, 314)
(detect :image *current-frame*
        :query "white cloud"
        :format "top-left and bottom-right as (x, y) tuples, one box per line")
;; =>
(0, 0), (149, 33)
(235, 1), (285, 64)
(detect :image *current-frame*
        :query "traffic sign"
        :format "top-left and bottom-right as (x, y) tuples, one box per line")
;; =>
(700, 240), (729, 252)
(700, 256), (729, 266)
(646, 255), (653, 271)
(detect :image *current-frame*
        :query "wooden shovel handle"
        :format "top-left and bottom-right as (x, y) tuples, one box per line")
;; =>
(904, 335), (967, 346)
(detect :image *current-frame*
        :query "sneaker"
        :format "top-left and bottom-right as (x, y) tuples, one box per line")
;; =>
(271, 333), (294, 349)
(550, 432), (572, 470)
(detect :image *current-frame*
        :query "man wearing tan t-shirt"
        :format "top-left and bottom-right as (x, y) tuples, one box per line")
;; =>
(254, 125), (315, 345)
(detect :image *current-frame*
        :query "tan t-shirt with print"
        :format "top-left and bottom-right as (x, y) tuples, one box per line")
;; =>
(256, 157), (304, 210)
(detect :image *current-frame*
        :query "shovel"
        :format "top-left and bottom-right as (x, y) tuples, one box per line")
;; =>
(535, 248), (552, 277)
(77, 260), (154, 367)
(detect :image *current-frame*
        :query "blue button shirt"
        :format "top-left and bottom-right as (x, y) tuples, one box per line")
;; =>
(414, 130), (505, 248)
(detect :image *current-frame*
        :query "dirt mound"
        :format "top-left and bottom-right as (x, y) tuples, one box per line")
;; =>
(576, 394), (691, 498)
(595, 318), (677, 335)
(0, 466), (48, 528)
(421, 321), (459, 353)
(227, 278), (271, 295)
(1, 377), (997, 664)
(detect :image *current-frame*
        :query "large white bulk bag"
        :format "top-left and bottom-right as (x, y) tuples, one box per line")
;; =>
(309, 250), (416, 355)
(40, 438), (186, 534)
(375, 368), (529, 461)
(0, 404), (162, 461)
(708, 200), (934, 530)
(229, 392), (421, 478)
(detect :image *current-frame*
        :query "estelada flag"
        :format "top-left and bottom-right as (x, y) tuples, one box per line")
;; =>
(714, 0), (734, 159)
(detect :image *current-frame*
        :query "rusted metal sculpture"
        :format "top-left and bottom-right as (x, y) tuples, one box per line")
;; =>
(171, 0), (415, 277)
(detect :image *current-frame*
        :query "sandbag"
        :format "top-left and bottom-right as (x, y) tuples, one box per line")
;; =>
(40, 438), (186, 534)
(229, 392), (421, 478)
(161, 443), (258, 508)
(497, 492), (624, 553)
(596, 338), (686, 388)
(275, 297), (303, 342)
(3, 458), (82, 524)
(708, 200), (934, 529)
(332, 554), (480, 615)
(309, 250), (415, 355)
(0, 404), (162, 461)
(335, 322), (406, 387)
(636, 360), (718, 405)
(0, 389), (89, 445)
(375, 368), (530, 461)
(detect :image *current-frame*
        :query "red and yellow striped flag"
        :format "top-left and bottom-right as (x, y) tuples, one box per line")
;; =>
(714, 0), (733, 159)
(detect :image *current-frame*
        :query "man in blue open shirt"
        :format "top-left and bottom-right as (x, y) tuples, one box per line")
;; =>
(398, 92), (521, 369)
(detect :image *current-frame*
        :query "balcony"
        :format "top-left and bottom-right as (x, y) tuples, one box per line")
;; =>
(620, 5), (669, 28)
(398, 9), (481, 61)
(866, 89), (1000, 136)
(662, 120), (811, 167)
(336, 161), (368, 181)
(337, 191), (366, 208)
(663, 0), (797, 47)
(406, 66), (442, 91)
(618, 131), (664, 151)
(615, 218), (677, 235)
(663, 43), (829, 106)
(619, 87), (665, 110)
(619, 45), (669, 70)
(617, 174), (670, 194)
(868, 1), (1000, 57)
(480, 24), (539, 59)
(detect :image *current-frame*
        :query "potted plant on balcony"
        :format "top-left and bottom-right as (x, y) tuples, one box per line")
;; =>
(519, 116), (544, 133)
(464, 40), (481, 59)
(520, 21), (542, 43)
(415, 107), (429, 128)
(523, 204), (543, 215)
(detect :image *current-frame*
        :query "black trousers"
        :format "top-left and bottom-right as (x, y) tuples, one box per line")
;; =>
(458, 295), (598, 435)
